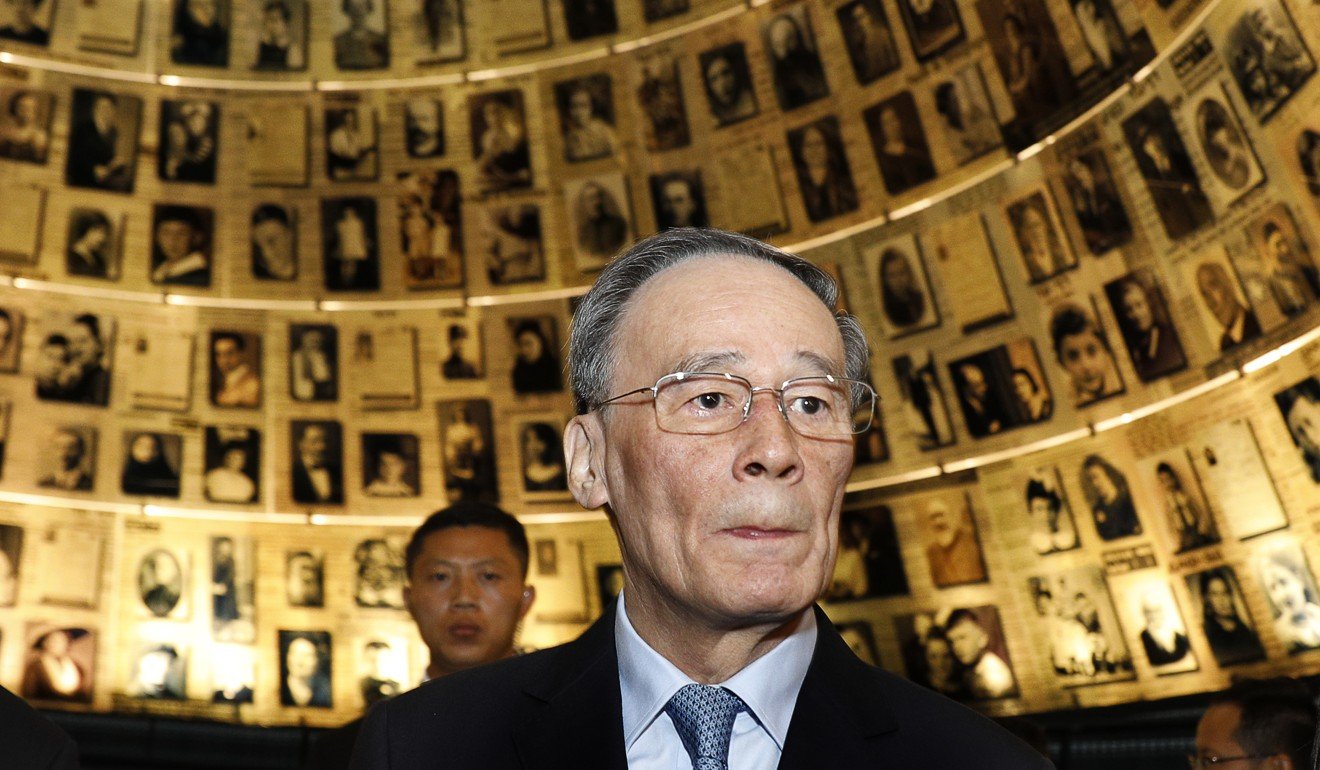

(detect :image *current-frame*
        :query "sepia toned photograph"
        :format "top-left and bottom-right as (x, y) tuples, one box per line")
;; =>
(438, 399), (497, 503)
(66, 208), (122, 280)
(158, 99), (218, 184)
(1047, 297), (1125, 408)
(642, 0), (687, 22)
(1122, 98), (1214, 241)
(65, 88), (141, 192)
(853, 374), (889, 466)
(204, 426), (261, 504)
(481, 203), (544, 286)
(171, 0), (230, 66)
(1187, 83), (1263, 208)
(121, 432), (182, 499)
(1186, 566), (1264, 667)
(837, 0), (900, 85)
(649, 170), (708, 230)
(1103, 268), (1187, 382)
(279, 630), (333, 707)
(535, 539), (557, 576)
(898, 0), (964, 61)
(288, 324), (338, 402)
(1078, 453), (1142, 541)
(0, 523), (21, 607)
(325, 106), (379, 182)
(399, 169), (464, 290)
(1119, 575), (1197, 674)
(137, 547), (187, 619)
(1182, 245), (1261, 353)
(1244, 203), (1319, 318)
(128, 640), (187, 699)
(439, 317), (482, 380)
(0, 307), (21, 373)
(285, 550), (324, 607)
(250, 203), (297, 280)
(866, 235), (939, 338)
(1222, 0), (1314, 123)
(932, 64), (1001, 166)
(290, 420), (344, 505)
(826, 504), (908, 601)
(1254, 540), (1320, 653)
(415, 0), (464, 63)
(22, 626), (96, 703)
(1005, 189), (1076, 284)
(333, 0), (388, 70)
(698, 43), (758, 127)
(354, 538), (405, 608)
(554, 74), (617, 163)
(150, 204), (213, 287)
(470, 90), (532, 193)
(1274, 377), (1320, 485)
(1027, 567), (1133, 686)
(1069, 0), (1136, 75)
(635, 51), (690, 152)
(252, 0), (306, 69)
(209, 330), (261, 408)
(361, 432), (420, 497)
(1024, 466), (1078, 555)
(321, 197), (381, 291)
(515, 418), (567, 496)
(0, 0), (54, 45)
(1138, 448), (1220, 555)
(864, 92), (937, 196)
(892, 351), (956, 450)
(563, 0), (616, 40)
(38, 425), (97, 492)
(763, 7), (830, 112)
(36, 312), (114, 406)
(916, 491), (987, 588)
(895, 606), (1017, 701)
(976, 0), (1076, 146)
(403, 97), (444, 158)
(357, 637), (407, 708)
(210, 535), (255, 643)
(1060, 144), (1132, 256)
(508, 316), (562, 394)
(948, 339), (1052, 436)
(788, 116), (859, 223)
(0, 87), (52, 163)
(565, 173), (632, 273)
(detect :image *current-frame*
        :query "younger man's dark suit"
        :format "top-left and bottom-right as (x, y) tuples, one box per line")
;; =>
(349, 604), (1052, 769)
(0, 685), (80, 769)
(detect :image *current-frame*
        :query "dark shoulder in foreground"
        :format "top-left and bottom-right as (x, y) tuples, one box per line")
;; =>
(0, 685), (81, 769)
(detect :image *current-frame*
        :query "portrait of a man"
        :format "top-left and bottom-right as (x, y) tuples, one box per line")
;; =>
(290, 420), (344, 505)
(469, 90), (532, 193)
(439, 320), (482, 380)
(1103, 269), (1187, 382)
(38, 426), (96, 492)
(251, 203), (297, 281)
(150, 204), (213, 287)
(566, 174), (631, 272)
(358, 639), (405, 709)
(698, 43), (758, 127)
(649, 170), (708, 230)
(918, 493), (988, 588)
(762, 8), (830, 111)
(635, 52), (690, 152)
(1275, 377), (1320, 485)
(837, 0), (900, 85)
(554, 74), (616, 163)
(65, 88), (141, 192)
(158, 99), (219, 184)
(209, 331), (261, 408)
(1132, 585), (1196, 673)
(403, 97), (444, 158)
(1223, 0), (1315, 122)
(129, 643), (187, 699)
(333, 0), (389, 70)
(1060, 145), (1132, 256)
(863, 92), (937, 196)
(171, 0), (230, 66)
(286, 550), (324, 607)
(1187, 256), (1262, 353)
(1122, 98), (1214, 241)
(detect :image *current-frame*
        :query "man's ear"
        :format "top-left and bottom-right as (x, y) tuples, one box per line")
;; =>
(518, 585), (536, 620)
(565, 414), (609, 510)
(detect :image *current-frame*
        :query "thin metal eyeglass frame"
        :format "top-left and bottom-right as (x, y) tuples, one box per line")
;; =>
(1186, 753), (1274, 768)
(592, 371), (877, 437)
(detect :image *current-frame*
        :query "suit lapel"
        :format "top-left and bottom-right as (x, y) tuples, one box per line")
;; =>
(513, 605), (629, 770)
(778, 607), (899, 770)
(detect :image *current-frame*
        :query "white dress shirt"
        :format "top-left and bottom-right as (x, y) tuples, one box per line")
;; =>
(616, 592), (817, 770)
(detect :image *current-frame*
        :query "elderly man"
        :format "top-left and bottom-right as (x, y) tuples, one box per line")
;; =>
(350, 228), (1047, 768)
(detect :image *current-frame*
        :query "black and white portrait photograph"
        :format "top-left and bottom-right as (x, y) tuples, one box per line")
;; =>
(916, 492), (987, 588)
(1122, 98), (1214, 241)
(321, 197), (380, 291)
(563, 0), (616, 40)
(863, 92), (937, 196)
(1222, 0), (1315, 123)
(1047, 298), (1125, 408)
(288, 324), (338, 402)
(976, 0), (1076, 145)
(1119, 576), (1197, 674)
(357, 637), (407, 708)
(642, 0), (687, 22)
(128, 641), (187, 699)
(211, 645), (255, 703)
(66, 207), (122, 280)
(515, 418), (567, 497)
(1078, 453), (1142, 541)
(0, 523), (23, 607)
(948, 340), (1052, 437)
(403, 97), (444, 158)
(635, 51), (690, 152)
(1183, 247), (1261, 353)
(21, 626), (96, 703)
(204, 426), (261, 504)
(762, 7), (830, 112)
(137, 548), (187, 619)
(0, 0), (53, 45)
(150, 204), (213, 287)
(285, 550), (324, 607)
(333, 0), (389, 70)
(933, 64), (1001, 166)
(209, 330), (261, 408)
(895, 606), (1018, 701)
(0, 307), (21, 373)
(415, 0), (464, 63)
(554, 74), (617, 163)
(251, 203), (297, 281)
(1139, 448), (1220, 555)
(279, 630), (333, 708)
(210, 540), (259, 641)
(438, 398), (497, 502)
(1069, 0), (1134, 75)
(37, 425), (96, 492)
(361, 433), (420, 497)
(698, 43), (758, 127)
(535, 539), (558, 576)
(354, 538), (405, 608)
(892, 351), (956, 450)
(121, 432), (182, 498)
(1027, 567), (1133, 686)
(35, 312), (113, 406)
(1188, 85), (1262, 206)
(1103, 269), (1187, 382)
(469, 90), (532, 193)
(788, 116), (859, 223)
(290, 420), (344, 505)
(508, 316), (562, 394)
(1024, 466), (1078, 555)
(0, 87), (52, 163)
(1254, 540), (1320, 654)
(898, 0), (964, 61)
(252, 0), (306, 70)
(481, 203), (544, 286)
(325, 105), (379, 182)
(440, 317), (482, 380)
(399, 169), (464, 290)
(1275, 377), (1320, 485)
(565, 173), (632, 273)
(866, 235), (939, 338)
(837, 0), (900, 85)
(825, 504), (908, 601)
(1186, 566), (1264, 667)
(649, 170), (708, 230)
(65, 88), (141, 192)
(1005, 189), (1076, 283)
(1060, 144), (1132, 256)
(171, 0), (230, 66)
(158, 99), (218, 184)
(1245, 203), (1319, 318)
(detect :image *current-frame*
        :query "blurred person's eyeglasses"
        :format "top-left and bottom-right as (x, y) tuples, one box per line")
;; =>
(595, 371), (877, 439)
(1186, 751), (1282, 768)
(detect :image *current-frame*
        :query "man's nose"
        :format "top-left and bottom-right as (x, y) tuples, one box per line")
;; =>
(733, 390), (803, 482)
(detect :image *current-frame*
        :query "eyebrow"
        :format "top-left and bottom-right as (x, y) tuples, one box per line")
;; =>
(668, 350), (843, 379)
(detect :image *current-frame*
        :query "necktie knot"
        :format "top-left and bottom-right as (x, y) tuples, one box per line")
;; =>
(664, 683), (746, 770)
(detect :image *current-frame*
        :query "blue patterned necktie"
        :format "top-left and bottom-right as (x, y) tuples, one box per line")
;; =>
(664, 683), (747, 770)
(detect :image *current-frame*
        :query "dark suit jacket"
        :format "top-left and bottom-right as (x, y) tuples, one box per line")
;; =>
(0, 685), (80, 769)
(292, 462), (344, 505)
(349, 604), (1051, 769)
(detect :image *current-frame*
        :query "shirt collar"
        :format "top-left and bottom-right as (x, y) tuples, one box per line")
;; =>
(615, 591), (817, 752)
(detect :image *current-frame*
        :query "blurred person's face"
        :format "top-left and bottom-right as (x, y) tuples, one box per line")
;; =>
(138, 651), (172, 691)
(662, 180), (696, 225)
(1287, 397), (1320, 458)
(947, 620), (985, 665)
(1012, 372), (1035, 404)
(925, 500), (956, 545)
(299, 427), (327, 465)
(960, 365), (987, 399)
(156, 220), (195, 262)
(378, 452), (406, 482)
(92, 97), (116, 132)
(880, 107), (901, 142)
(1194, 703), (1250, 770)
(42, 630), (70, 656)
(188, 0), (217, 25)
(286, 638), (318, 679)
(407, 100), (440, 136)
(262, 6), (287, 36)
(800, 127), (828, 168)
(68, 322), (100, 367)
(516, 330), (543, 363)
(1120, 284), (1154, 332)
(1206, 577), (1234, 619)
(252, 217), (291, 263)
(14, 94), (37, 124)
(705, 57), (738, 105)
(223, 448), (246, 471)
(769, 17), (800, 60)
(213, 338), (241, 374)
(131, 434), (159, 464)
(569, 90), (593, 127)
(55, 432), (82, 468)
(924, 637), (955, 680)
(1059, 327), (1110, 396)
(1197, 266), (1238, 327)
(184, 105), (210, 137)
(1086, 464), (1117, 502)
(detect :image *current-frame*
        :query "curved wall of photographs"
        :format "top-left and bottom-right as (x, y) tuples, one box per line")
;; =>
(0, 0), (1318, 728)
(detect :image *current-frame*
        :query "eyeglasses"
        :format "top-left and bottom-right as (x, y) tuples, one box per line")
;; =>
(1186, 753), (1273, 768)
(595, 371), (877, 440)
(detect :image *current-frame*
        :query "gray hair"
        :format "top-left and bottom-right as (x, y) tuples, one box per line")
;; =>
(569, 227), (870, 414)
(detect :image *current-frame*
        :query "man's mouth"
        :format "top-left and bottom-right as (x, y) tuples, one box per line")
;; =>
(722, 527), (798, 540)
(448, 623), (483, 638)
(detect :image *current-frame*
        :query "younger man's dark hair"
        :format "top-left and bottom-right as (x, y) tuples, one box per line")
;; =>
(405, 502), (530, 580)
